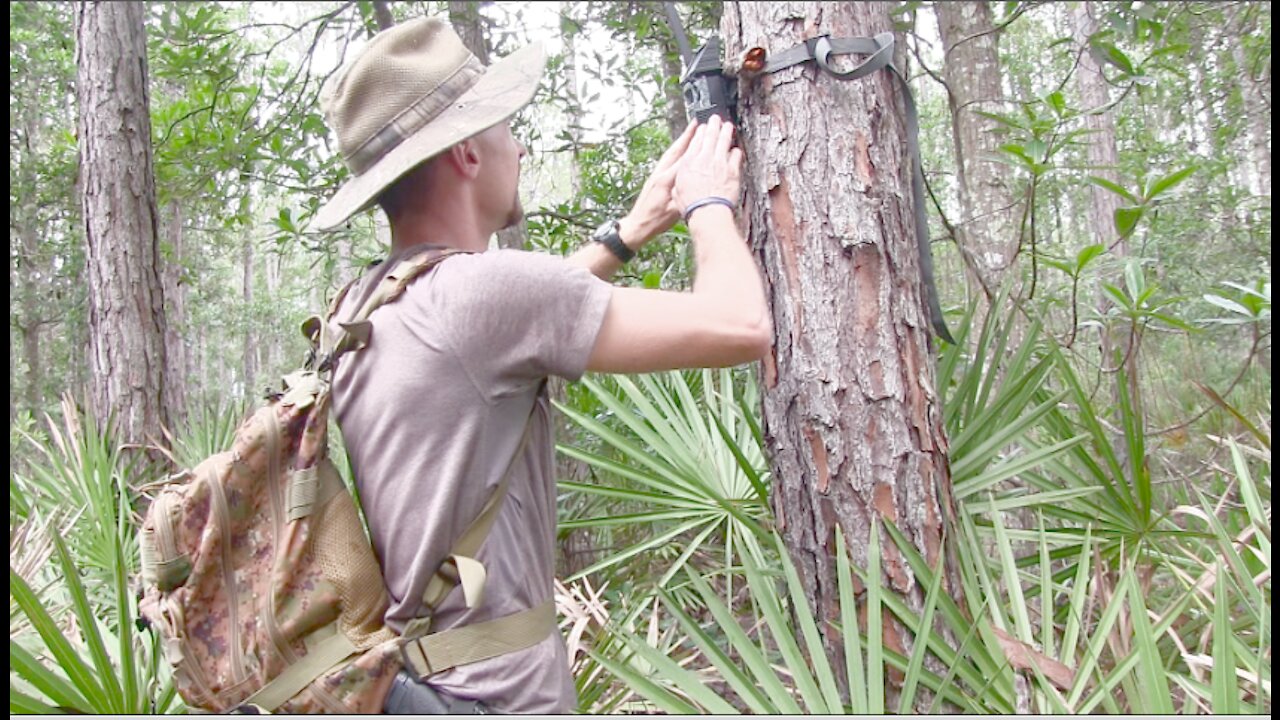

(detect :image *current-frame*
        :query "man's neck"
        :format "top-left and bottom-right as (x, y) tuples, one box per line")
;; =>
(388, 207), (492, 256)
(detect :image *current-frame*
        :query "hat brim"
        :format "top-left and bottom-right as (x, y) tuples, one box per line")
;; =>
(310, 41), (547, 232)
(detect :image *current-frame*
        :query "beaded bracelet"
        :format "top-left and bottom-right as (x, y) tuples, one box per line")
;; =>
(682, 196), (736, 222)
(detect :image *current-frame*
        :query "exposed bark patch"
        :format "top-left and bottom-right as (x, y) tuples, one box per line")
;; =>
(769, 176), (804, 312)
(873, 482), (897, 523)
(854, 129), (874, 185)
(852, 243), (881, 337)
(762, 348), (779, 389)
(868, 359), (886, 400)
(804, 423), (831, 493)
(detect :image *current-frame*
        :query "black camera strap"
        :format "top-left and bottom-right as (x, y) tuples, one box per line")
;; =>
(764, 33), (954, 345)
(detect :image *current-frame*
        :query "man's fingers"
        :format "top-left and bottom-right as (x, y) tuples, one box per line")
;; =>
(657, 121), (698, 170)
(715, 119), (735, 158)
(693, 115), (721, 162)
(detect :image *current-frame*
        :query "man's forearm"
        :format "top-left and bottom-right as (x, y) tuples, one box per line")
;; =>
(688, 206), (769, 330)
(566, 215), (647, 281)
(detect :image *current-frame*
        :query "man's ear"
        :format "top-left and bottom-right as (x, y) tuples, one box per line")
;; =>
(444, 140), (482, 179)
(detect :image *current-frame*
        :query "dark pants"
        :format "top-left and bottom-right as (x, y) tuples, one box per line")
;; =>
(383, 670), (489, 714)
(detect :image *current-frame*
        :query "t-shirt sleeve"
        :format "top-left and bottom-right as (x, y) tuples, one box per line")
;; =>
(436, 250), (612, 399)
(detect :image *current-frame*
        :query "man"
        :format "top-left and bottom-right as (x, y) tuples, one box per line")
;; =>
(313, 17), (769, 713)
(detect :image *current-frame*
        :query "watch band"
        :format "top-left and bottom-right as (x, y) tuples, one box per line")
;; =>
(593, 220), (634, 263)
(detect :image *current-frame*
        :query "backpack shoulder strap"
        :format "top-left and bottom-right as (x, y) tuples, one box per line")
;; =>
(304, 246), (467, 371)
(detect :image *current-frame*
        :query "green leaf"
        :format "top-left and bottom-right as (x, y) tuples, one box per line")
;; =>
(1202, 294), (1252, 317)
(1211, 565), (1241, 714)
(10, 639), (89, 711)
(1046, 90), (1067, 115)
(1103, 43), (1136, 74)
(1144, 166), (1196, 200)
(9, 687), (60, 714)
(1075, 244), (1106, 274)
(587, 646), (700, 714)
(896, 550), (946, 713)
(1126, 571), (1174, 714)
(685, 567), (804, 713)
(836, 527), (868, 714)
(1114, 206), (1144, 239)
(9, 567), (104, 712)
(1024, 139), (1047, 162)
(1087, 176), (1140, 204)
(866, 519), (885, 714)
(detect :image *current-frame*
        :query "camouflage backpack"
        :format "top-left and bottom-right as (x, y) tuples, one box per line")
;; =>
(137, 248), (554, 713)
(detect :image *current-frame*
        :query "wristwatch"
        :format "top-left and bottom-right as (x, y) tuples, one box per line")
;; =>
(591, 219), (634, 264)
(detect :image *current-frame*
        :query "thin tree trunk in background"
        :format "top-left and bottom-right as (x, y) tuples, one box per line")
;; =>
(564, 5), (585, 190)
(17, 99), (45, 417)
(448, 1), (488, 63)
(76, 0), (172, 465)
(1071, 2), (1125, 257)
(936, 1), (1017, 289)
(654, 2), (688, 140)
(371, 0), (395, 33)
(160, 200), (189, 430)
(1233, 41), (1271, 198)
(242, 235), (257, 398)
(264, 247), (283, 384)
(1072, 1), (1142, 469)
(449, 1), (526, 249)
(724, 1), (953, 704)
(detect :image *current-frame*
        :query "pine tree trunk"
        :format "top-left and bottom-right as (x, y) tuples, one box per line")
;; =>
(17, 113), (45, 417)
(724, 1), (953, 701)
(1071, 2), (1124, 256)
(448, 1), (488, 63)
(242, 235), (257, 397)
(76, 0), (171, 460)
(1071, 1), (1142, 470)
(935, 1), (1017, 287)
(1232, 41), (1271, 197)
(160, 200), (189, 429)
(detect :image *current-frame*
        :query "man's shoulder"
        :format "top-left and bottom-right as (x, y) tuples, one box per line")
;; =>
(430, 249), (586, 296)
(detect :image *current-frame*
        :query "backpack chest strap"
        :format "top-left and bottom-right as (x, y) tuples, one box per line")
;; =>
(399, 600), (556, 678)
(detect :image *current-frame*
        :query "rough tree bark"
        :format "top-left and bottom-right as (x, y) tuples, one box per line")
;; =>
(1232, 39), (1271, 198)
(1071, 2), (1125, 256)
(1071, 2), (1143, 416)
(75, 0), (172, 460)
(16, 98), (46, 417)
(160, 200), (189, 429)
(935, 1), (1017, 288)
(242, 234), (257, 397)
(723, 0), (953, 699)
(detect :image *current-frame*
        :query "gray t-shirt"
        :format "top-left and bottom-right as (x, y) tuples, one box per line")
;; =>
(330, 249), (612, 713)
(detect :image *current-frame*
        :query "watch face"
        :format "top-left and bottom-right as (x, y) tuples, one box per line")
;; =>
(593, 220), (615, 240)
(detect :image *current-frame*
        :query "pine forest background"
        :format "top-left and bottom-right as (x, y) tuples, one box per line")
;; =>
(9, 1), (1271, 714)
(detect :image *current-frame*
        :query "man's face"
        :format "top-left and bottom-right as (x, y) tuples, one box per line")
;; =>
(475, 121), (527, 230)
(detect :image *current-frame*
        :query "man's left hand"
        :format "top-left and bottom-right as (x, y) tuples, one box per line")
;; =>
(618, 121), (698, 249)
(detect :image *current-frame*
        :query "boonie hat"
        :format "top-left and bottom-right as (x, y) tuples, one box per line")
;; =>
(312, 16), (545, 231)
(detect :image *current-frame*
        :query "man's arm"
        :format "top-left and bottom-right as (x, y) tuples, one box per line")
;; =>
(567, 122), (695, 280)
(586, 116), (771, 373)
(565, 215), (650, 281)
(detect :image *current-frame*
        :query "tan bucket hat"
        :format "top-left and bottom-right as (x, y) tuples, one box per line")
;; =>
(311, 16), (546, 232)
